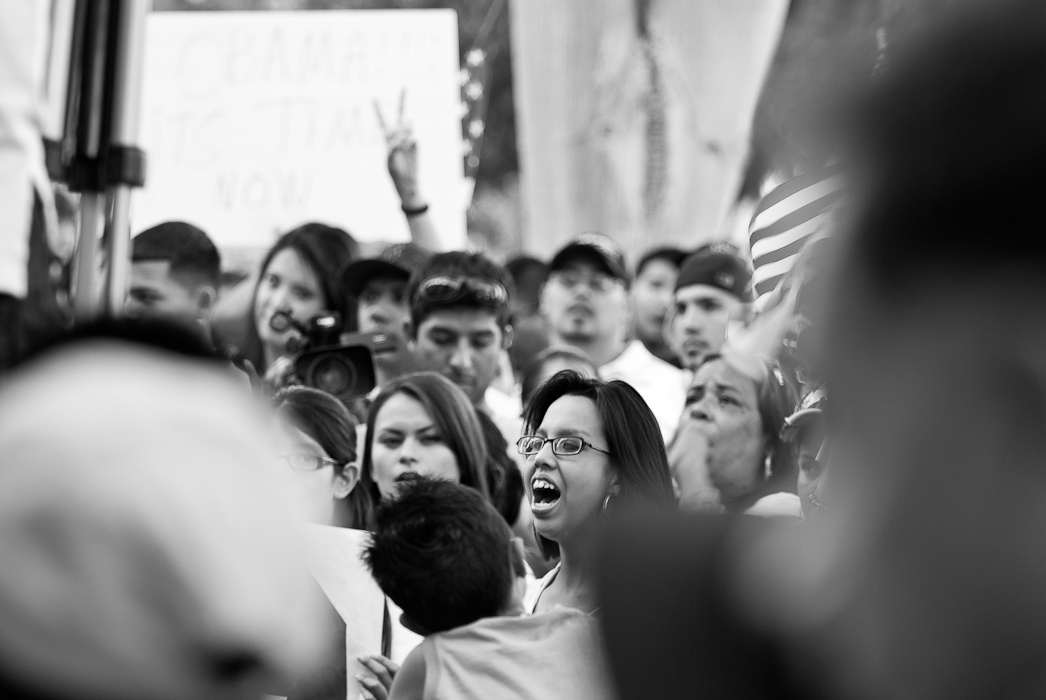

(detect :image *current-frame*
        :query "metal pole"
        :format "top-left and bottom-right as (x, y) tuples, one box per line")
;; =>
(103, 0), (150, 317)
(70, 0), (112, 322)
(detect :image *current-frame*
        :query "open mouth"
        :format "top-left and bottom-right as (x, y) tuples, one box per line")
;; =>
(530, 476), (561, 514)
(567, 303), (594, 317)
(395, 471), (420, 487)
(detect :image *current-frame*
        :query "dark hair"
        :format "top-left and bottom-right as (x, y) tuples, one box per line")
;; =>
(520, 345), (597, 410)
(635, 246), (688, 278)
(847, 0), (1046, 296)
(241, 223), (359, 370)
(407, 251), (515, 328)
(362, 372), (490, 501)
(132, 222), (221, 290)
(273, 386), (373, 530)
(363, 477), (515, 633)
(476, 410), (524, 526)
(691, 354), (799, 501)
(18, 317), (219, 368)
(523, 370), (676, 559)
(505, 256), (548, 317)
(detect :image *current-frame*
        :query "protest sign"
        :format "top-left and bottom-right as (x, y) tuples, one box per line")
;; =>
(133, 10), (466, 256)
(301, 525), (387, 687)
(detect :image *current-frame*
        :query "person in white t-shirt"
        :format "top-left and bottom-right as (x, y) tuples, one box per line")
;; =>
(539, 234), (685, 442)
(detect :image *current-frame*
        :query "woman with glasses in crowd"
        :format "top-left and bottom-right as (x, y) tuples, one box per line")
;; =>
(273, 385), (372, 529)
(518, 370), (676, 615)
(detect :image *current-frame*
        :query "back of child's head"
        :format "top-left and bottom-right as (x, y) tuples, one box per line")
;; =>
(363, 477), (518, 634)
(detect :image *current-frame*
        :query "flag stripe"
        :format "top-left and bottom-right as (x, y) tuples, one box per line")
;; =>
(753, 255), (799, 288)
(750, 176), (842, 233)
(755, 273), (786, 298)
(753, 235), (811, 269)
(750, 214), (825, 260)
(750, 190), (842, 247)
(750, 164), (841, 218)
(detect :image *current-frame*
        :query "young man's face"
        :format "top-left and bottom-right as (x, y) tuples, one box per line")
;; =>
(670, 284), (744, 371)
(541, 259), (628, 346)
(125, 260), (210, 328)
(412, 307), (507, 406)
(357, 275), (410, 372)
(632, 258), (679, 347)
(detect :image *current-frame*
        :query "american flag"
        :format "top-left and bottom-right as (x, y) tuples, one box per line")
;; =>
(459, 0), (506, 203)
(748, 165), (843, 308)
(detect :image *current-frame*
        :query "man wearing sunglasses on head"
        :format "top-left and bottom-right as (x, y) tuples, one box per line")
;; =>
(406, 251), (521, 442)
(540, 234), (686, 443)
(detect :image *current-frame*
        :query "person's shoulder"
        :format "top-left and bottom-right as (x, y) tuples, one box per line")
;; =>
(608, 340), (684, 377)
(389, 642), (428, 700)
(484, 386), (521, 417)
(745, 491), (803, 519)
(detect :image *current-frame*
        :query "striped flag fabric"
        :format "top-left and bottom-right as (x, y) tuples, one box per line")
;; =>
(748, 165), (843, 307)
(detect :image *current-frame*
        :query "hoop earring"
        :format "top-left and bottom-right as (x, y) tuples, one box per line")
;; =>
(764, 452), (773, 481)
(602, 492), (614, 522)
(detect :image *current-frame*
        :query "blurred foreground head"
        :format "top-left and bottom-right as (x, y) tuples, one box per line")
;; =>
(0, 330), (325, 700)
(812, 0), (1046, 698)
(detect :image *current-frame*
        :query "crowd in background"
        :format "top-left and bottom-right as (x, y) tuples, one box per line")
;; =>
(5, 1), (1046, 699)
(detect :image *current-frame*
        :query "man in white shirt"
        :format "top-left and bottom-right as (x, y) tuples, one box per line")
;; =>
(540, 233), (685, 442)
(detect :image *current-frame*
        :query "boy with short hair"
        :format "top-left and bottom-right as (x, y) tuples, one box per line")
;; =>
(363, 478), (610, 700)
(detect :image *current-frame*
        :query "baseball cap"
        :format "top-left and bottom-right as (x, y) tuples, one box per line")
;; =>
(548, 233), (630, 286)
(674, 243), (753, 301)
(342, 243), (432, 297)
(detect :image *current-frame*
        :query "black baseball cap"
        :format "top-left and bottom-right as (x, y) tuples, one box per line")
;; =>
(341, 243), (432, 297)
(674, 243), (753, 302)
(548, 233), (630, 286)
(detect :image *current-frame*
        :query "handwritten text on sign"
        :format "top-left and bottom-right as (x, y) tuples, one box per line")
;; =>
(134, 11), (465, 251)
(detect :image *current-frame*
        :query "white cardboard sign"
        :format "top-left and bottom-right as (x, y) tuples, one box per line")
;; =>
(133, 10), (465, 253)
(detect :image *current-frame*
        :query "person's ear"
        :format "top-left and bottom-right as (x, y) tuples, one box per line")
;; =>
(399, 613), (430, 637)
(195, 285), (217, 319)
(333, 462), (359, 500)
(501, 323), (514, 351)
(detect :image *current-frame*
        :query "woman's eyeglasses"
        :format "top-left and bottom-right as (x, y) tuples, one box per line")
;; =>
(416, 275), (507, 306)
(516, 435), (610, 456)
(281, 453), (340, 472)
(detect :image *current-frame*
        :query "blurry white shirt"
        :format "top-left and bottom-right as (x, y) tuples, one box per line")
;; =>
(484, 386), (525, 456)
(599, 340), (686, 443)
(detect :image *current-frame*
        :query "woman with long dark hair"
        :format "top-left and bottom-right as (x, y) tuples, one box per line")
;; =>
(518, 370), (676, 614)
(361, 372), (490, 503)
(240, 223), (358, 384)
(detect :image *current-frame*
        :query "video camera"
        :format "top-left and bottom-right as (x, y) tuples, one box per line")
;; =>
(269, 311), (395, 401)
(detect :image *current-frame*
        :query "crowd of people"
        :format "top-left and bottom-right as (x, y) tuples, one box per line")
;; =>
(4, 0), (1046, 698)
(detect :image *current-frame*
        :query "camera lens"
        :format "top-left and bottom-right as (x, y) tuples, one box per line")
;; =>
(309, 354), (357, 396)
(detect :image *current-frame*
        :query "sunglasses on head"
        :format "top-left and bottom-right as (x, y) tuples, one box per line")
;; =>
(416, 275), (508, 306)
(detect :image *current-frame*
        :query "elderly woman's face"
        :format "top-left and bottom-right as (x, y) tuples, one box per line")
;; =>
(684, 358), (767, 503)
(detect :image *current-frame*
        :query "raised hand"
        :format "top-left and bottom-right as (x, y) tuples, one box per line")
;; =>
(375, 90), (424, 211)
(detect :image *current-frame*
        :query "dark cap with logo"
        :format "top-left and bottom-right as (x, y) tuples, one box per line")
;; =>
(547, 233), (630, 287)
(341, 243), (432, 297)
(674, 242), (753, 302)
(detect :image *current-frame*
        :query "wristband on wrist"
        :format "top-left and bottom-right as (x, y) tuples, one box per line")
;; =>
(402, 203), (429, 217)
